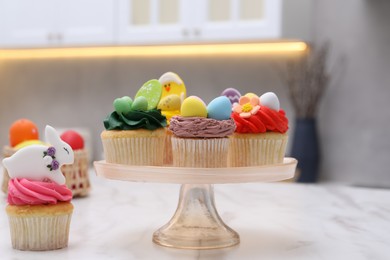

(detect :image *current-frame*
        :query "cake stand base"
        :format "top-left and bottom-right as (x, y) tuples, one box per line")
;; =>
(152, 184), (239, 250)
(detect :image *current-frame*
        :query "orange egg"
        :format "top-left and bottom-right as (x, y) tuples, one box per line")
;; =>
(9, 119), (39, 147)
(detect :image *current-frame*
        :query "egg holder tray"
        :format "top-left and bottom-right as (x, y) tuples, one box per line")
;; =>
(94, 158), (297, 250)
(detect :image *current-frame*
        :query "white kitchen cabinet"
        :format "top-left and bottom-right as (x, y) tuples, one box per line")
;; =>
(117, 0), (287, 44)
(0, 0), (115, 48)
(117, 0), (189, 44)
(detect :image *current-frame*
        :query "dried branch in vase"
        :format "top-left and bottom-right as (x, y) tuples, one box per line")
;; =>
(283, 43), (330, 119)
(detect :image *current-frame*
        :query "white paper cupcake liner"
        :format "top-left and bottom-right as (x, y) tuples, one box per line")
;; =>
(102, 137), (164, 166)
(228, 134), (288, 167)
(8, 213), (72, 251)
(171, 137), (229, 168)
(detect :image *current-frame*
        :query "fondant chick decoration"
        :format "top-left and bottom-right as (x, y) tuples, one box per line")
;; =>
(2, 125), (74, 185)
(157, 72), (187, 123)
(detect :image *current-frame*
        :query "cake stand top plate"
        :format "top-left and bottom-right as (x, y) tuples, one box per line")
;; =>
(94, 157), (297, 184)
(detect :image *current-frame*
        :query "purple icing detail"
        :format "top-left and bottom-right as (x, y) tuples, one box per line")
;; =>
(47, 147), (56, 157)
(221, 88), (241, 104)
(51, 160), (59, 171)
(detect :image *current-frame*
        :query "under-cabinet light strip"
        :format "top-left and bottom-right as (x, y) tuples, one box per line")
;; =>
(0, 42), (307, 60)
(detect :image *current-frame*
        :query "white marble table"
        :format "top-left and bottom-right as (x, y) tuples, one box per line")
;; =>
(1, 171), (389, 260)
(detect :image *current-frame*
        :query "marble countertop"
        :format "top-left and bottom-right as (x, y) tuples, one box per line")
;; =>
(1, 170), (389, 260)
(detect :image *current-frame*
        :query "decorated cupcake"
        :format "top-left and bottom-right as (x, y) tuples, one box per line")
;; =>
(157, 72), (187, 165)
(3, 125), (74, 251)
(169, 96), (235, 168)
(101, 79), (167, 165)
(2, 119), (45, 193)
(60, 130), (90, 197)
(229, 92), (289, 166)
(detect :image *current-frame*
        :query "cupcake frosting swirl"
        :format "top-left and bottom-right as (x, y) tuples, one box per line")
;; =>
(169, 116), (236, 138)
(232, 106), (288, 134)
(8, 178), (72, 205)
(104, 110), (167, 131)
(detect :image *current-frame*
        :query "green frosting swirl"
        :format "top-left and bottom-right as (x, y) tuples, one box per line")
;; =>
(104, 110), (167, 130)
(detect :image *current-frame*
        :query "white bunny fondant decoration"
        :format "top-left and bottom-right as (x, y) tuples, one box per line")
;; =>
(2, 125), (74, 185)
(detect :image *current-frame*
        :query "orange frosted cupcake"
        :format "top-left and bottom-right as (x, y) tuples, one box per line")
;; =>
(229, 92), (289, 166)
(169, 96), (235, 168)
(3, 125), (74, 251)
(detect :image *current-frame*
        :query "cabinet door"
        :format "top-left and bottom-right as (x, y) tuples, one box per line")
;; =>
(195, 0), (281, 42)
(58, 0), (115, 46)
(0, 0), (58, 47)
(117, 0), (189, 44)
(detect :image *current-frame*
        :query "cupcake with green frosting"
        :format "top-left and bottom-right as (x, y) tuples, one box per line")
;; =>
(101, 80), (167, 165)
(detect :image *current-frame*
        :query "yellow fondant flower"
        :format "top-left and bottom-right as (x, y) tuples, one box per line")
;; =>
(233, 96), (260, 118)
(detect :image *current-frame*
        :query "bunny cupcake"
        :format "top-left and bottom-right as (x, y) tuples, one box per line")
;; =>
(3, 125), (74, 251)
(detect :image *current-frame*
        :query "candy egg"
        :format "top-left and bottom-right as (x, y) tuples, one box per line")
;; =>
(181, 96), (207, 118)
(244, 92), (259, 99)
(157, 94), (181, 111)
(207, 96), (232, 120)
(60, 130), (84, 150)
(114, 96), (132, 114)
(9, 119), (39, 147)
(259, 92), (280, 111)
(132, 96), (148, 111)
(221, 88), (241, 104)
(135, 79), (162, 110)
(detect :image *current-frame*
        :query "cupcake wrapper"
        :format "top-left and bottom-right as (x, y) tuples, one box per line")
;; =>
(171, 137), (229, 168)
(102, 137), (164, 166)
(8, 213), (72, 251)
(163, 132), (173, 166)
(61, 149), (90, 197)
(229, 134), (288, 167)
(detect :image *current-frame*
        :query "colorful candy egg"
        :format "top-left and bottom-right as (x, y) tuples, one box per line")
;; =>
(9, 119), (39, 147)
(135, 79), (162, 110)
(181, 96), (207, 118)
(259, 92), (280, 111)
(207, 96), (232, 120)
(132, 96), (148, 111)
(60, 130), (84, 150)
(113, 96), (132, 114)
(221, 88), (241, 104)
(157, 94), (181, 111)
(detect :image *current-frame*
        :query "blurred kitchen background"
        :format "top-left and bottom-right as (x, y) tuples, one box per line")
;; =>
(0, 0), (389, 187)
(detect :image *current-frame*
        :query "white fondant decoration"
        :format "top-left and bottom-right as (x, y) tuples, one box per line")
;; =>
(259, 92), (280, 111)
(159, 72), (183, 85)
(2, 125), (74, 185)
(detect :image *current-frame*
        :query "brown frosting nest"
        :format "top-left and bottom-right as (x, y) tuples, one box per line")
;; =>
(169, 116), (236, 138)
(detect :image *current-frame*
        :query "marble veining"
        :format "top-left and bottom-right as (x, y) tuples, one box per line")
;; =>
(0, 170), (389, 260)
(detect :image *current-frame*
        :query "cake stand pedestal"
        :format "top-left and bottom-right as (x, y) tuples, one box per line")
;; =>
(94, 158), (297, 250)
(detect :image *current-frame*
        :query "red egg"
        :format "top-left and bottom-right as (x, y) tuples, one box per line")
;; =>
(60, 130), (84, 150)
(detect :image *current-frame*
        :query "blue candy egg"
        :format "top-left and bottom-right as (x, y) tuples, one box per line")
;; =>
(207, 96), (232, 120)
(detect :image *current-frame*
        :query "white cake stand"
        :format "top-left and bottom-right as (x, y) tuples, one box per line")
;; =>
(94, 158), (297, 250)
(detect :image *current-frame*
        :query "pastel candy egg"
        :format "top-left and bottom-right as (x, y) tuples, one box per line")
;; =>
(259, 92), (280, 111)
(114, 96), (132, 114)
(135, 79), (162, 110)
(221, 88), (241, 104)
(157, 94), (181, 111)
(131, 96), (148, 111)
(181, 96), (207, 118)
(244, 92), (259, 99)
(207, 96), (232, 120)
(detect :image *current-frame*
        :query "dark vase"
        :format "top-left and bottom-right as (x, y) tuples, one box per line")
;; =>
(291, 118), (320, 183)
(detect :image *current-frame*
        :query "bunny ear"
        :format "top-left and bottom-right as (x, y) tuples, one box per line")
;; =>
(45, 125), (61, 146)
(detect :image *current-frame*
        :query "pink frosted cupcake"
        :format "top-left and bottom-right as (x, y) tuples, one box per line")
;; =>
(3, 125), (74, 251)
